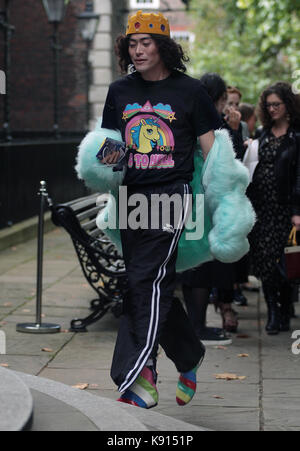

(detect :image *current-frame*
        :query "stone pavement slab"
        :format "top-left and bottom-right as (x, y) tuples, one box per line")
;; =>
(0, 228), (300, 431)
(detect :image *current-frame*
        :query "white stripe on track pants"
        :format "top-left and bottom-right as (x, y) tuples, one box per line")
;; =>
(110, 182), (205, 393)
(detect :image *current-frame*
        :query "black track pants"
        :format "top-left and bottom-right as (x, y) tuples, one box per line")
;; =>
(110, 182), (205, 392)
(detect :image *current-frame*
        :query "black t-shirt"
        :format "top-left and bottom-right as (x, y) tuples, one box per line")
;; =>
(102, 71), (221, 186)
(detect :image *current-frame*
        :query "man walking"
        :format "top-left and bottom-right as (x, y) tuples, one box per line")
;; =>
(100, 10), (222, 409)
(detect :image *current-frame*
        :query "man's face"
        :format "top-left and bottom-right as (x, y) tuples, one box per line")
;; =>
(128, 34), (163, 75)
(226, 93), (241, 111)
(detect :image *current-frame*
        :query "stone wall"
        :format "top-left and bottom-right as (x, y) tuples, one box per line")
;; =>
(89, 0), (127, 128)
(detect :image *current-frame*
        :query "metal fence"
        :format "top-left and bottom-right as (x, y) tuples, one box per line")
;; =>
(0, 138), (89, 229)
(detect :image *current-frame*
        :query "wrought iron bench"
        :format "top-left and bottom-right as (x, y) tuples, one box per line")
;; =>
(51, 193), (127, 332)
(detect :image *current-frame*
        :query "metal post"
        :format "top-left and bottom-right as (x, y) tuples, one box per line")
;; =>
(52, 22), (61, 139)
(36, 180), (46, 326)
(16, 181), (61, 334)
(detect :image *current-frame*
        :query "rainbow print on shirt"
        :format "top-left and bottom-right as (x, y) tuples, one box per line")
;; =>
(123, 101), (176, 170)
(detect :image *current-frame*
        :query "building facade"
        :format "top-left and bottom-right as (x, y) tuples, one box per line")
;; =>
(0, 0), (192, 136)
(0, 0), (127, 135)
(0, 0), (193, 229)
(0, 0), (87, 134)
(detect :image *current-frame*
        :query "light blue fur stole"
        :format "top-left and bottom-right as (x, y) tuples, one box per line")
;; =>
(76, 123), (255, 272)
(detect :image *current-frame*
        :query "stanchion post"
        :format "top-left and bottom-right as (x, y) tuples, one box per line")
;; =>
(16, 181), (61, 334)
(36, 180), (47, 327)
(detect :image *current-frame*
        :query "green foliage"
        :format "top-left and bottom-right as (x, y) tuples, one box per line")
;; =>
(188, 0), (300, 104)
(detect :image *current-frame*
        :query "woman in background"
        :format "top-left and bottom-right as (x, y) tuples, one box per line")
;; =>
(248, 81), (300, 334)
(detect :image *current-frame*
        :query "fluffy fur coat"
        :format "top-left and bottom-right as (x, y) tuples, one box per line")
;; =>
(76, 122), (255, 272)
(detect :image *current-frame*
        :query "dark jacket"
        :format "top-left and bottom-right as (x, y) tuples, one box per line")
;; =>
(221, 114), (245, 161)
(257, 127), (300, 215)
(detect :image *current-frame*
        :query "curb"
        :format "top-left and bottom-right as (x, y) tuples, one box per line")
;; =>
(0, 367), (34, 431)
(14, 371), (208, 432)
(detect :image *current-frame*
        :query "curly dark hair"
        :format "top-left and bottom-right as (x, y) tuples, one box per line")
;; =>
(114, 34), (190, 74)
(258, 81), (300, 130)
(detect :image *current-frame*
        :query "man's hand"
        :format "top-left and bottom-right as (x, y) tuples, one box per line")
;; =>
(292, 215), (300, 232)
(224, 106), (241, 131)
(199, 130), (215, 161)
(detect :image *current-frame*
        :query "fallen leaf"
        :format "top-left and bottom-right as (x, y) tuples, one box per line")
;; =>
(214, 373), (246, 381)
(238, 354), (249, 358)
(214, 346), (227, 350)
(60, 329), (69, 333)
(237, 334), (251, 339)
(213, 395), (224, 399)
(22, 309), (31, 313)
(3, 302), (12, 307)
(72, 383), (89, 390)
(41, 348), (53, 353)
(0, 363), (9, 368)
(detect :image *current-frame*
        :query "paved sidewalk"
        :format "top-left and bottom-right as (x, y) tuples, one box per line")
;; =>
(0, 228), (300, 431)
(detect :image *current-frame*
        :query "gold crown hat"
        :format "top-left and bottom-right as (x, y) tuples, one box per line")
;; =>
(126, 10), (170, 37)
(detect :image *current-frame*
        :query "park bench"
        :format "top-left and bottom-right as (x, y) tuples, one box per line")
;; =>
(51, 193), (127, 332)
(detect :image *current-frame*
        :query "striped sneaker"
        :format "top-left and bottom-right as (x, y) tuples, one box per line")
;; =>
(117, 366), (158, 409)
(176, 356), (205, 406)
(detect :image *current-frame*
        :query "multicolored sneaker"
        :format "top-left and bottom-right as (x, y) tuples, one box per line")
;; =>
(117, 366), (158, 409)
(176, 355), (205, 406)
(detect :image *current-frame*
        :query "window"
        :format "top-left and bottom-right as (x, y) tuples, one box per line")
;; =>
(171, 31), (195, 44)
(130, 0), (160, 10)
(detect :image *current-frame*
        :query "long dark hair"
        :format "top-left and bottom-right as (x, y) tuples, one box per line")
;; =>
(258, 81), (300, 130)
(114, 34), (189, 74)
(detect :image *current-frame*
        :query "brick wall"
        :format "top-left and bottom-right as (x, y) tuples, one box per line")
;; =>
(0, 0), (128, 134)
(0, 0), (89, 133)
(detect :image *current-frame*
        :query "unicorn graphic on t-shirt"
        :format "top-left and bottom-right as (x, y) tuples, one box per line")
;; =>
(131, 118), (161, 154)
